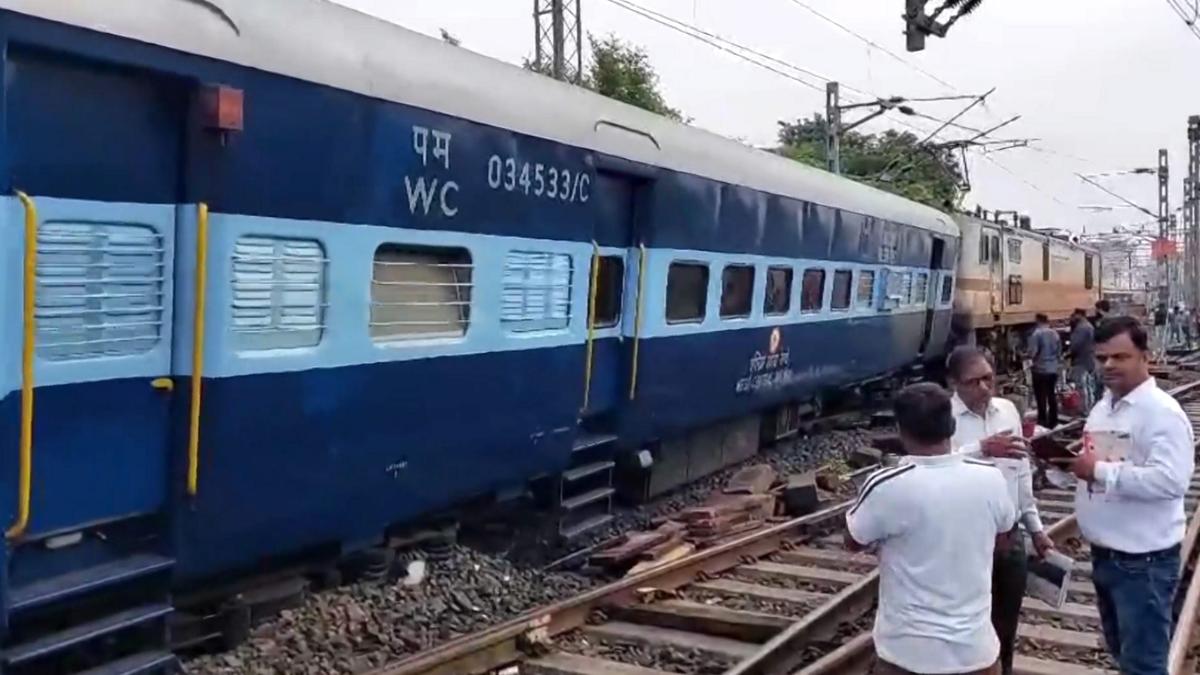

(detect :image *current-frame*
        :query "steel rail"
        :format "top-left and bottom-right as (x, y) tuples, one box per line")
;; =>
(776, 380), (1200, 675)
(367, 489), (872, 675)
(725, 415), (1092, 675)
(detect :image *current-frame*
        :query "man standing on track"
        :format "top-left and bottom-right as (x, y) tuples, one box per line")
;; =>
(1069, 309), (1099, 412)
(1153, 303), (1170, 361)
(1072, 316), (1194, 675)
(847, 383), (1015, 675)
(1027, 313), (1062, 429)
(945, 346), (1055, 675)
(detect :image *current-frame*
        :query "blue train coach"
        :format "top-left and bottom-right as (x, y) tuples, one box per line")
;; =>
(0, 0), (959, 671)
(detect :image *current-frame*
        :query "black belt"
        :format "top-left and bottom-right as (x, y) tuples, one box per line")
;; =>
(1091, 543), (1180, 562)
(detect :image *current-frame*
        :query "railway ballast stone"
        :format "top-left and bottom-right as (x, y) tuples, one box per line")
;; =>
(185, 546), (594, 675)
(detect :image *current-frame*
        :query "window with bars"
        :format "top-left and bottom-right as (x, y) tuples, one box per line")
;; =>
(886, 271), (912, 305)
(911, 272), (929, 306)
(36, 221), (165, 361)
(856, 270), (876, 308)
(941, 275), (954, 303)
(370, 244), (472, 342)
(501, 250), (573, 332)
(231, 236), (327, 350)
(1007, 238), (1023, 264)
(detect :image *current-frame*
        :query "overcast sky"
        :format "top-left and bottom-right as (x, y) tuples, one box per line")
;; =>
(331, 0), (1200, 234)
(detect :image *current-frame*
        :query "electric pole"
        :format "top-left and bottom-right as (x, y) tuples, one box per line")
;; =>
(1159, 148), (1171, 304)
(826, 82), (842, 174)
(534, 0), (583, 83)
(1185, 176), (1194, 306)
(824, 82), (989, 175)
(1189, 116), (1200, 307)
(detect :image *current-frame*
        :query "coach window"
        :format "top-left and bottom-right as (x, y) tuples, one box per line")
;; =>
(911, 272), (929, 306)
(720, 264), (755, 319)
(666, 261), (709, 323)
(764, 266), (793, 316)
(1008, 275), (1024, 305)
(831, 270), (853, 311)
(502, 251), (573, 332)
(1042, 243), (1051, 281)
(40, 222), (171, 360)
(1007, 239), (1022, 264)
(978, 234), (990, 264)
(941, 275), (954, 304)
(371, 244), (472, 342)
(801, 268), (825, 312)
(887, 271), (912, 306)
(591, 255), (624, 328)
(856, 270), (876, 308)
(1084, 254), (1094, 290)
(231, 235), (326, 352)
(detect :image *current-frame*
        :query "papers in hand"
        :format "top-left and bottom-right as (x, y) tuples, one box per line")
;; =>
(1045, 466), (1076, 490)
(1026, 549), (1075, 609)
(1083, 430), (1131, 494)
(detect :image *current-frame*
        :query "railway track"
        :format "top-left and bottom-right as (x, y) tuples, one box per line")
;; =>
(365, 377), (1200, 675)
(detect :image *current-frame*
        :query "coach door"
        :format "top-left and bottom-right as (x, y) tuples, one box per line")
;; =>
(919, 238), (945, 354)
(2, 50), (187, 537)
(986, 229), (1003, 315)
(5, 198), (179, 537)
(581, 171), (645, 419)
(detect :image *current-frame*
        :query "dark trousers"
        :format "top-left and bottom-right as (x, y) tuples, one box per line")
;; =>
(1031, 372), (1058, 428)
(1092, 545), (1181, 675)
(992, 534), (1027, 675)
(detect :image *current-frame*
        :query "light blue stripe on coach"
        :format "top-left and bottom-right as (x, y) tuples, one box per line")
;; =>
(635, 246), (937, 341)
(0, 197), (22, 401)
(177, 213), (596, 379)
(12, 203), (955, 385)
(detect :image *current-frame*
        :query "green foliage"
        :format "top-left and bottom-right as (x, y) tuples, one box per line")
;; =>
(776, 114), (965, 210)
(586, 35), (683, 121)
(524, 34), (684, 121)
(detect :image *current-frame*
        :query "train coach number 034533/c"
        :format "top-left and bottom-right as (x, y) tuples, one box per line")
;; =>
(486, 154), (592, 203)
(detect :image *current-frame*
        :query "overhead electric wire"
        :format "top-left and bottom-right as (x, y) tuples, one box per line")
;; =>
(604, 0), (834, 95)
(782, 0), (959, 91)
(983, 154), (1071, 207)
(1164, 0), (1200, 39)
(602, 0), (1099, 208)
(604, 0), (969, 140)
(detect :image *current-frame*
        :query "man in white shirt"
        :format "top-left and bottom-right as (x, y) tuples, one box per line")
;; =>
(945, 346), (1055, 675)
(847, 383), (1016, 675)
(1072, 316), (1194, 675)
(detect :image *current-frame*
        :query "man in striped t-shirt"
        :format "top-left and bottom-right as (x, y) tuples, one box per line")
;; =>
(847, 383), (1016, 675)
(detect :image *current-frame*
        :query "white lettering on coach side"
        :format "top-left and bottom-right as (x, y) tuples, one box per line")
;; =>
(407, 125), (458, 218)
(486, 154), (590, 204)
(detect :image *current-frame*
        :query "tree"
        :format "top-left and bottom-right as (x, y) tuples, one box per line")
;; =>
(776, 114), (966, 210)
(524, 34), (684, 122)
(585, 35), (683, 121)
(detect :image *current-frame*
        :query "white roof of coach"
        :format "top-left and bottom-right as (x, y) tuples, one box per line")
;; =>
(952, 213), (1098, 254)
(1, 0), (957, 238)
